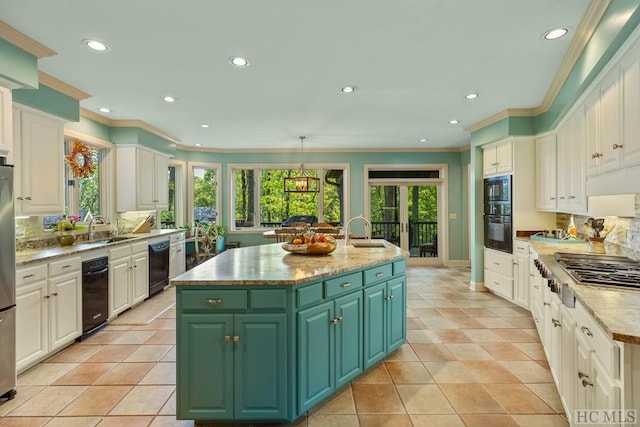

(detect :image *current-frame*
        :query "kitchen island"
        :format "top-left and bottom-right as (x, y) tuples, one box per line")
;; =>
(171, 240), (407, 424)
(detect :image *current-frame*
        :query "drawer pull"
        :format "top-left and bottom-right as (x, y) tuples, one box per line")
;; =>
(581, 326), (593, 337)
(206, 298), (223, 304)
(493, 281), (500, 286)
(224, 335), (232, 342)
(23, 274), (35, 279)
(493, 262), (500, 265)
(613, 143), (623, 149)
(340, 282), (351, 288)
(375, 272), (384, 278)
(62, 265), (71, 269)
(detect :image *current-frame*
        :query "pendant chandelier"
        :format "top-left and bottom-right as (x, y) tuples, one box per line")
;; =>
(284, 136), (320, 193)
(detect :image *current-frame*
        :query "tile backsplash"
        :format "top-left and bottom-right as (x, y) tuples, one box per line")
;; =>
(557, 197), (640, 260)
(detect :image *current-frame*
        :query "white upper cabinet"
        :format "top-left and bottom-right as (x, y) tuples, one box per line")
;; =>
(13, 105), (64, 215)
(483, 139), (513, 177)
(556, 108), (587, 214)
(116, 145), (170, 212)
(0, 86), (13, 162)
(535, 134), (557, 211)
(621, 40), (640, 168)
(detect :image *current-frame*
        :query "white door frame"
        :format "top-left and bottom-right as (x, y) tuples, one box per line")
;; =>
(364, 164), (448, 265)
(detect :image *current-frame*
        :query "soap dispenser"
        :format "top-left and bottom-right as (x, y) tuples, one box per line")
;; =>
(567, 215), (577, 238)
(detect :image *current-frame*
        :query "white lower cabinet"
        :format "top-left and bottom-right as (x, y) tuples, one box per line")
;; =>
(513, 242), (530, 309)
(484, 248), (514, 300)
(16, 256), (82, 373)
(109, 242), (149, 318)
(169, 232), (186, 279)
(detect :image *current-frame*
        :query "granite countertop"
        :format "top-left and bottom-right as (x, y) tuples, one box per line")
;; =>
(171, 239), (408, 286)
(527, 238), (640, 345)
(16, 229), (182, 266)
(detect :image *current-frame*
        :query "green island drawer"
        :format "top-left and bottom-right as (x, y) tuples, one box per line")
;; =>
(325, 272), (363, 298)
(363, 263), (393, 285)
(180, 289), (248, 311)
(393, 260), (406, 275)
(297, 282), (323, 308)
(250, 289), (287, 309)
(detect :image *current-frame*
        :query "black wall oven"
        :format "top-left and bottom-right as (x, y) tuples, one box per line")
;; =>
(483, 175), (512, 253)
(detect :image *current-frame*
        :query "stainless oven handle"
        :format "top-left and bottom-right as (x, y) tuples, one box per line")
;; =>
(84, 267), (109, 276)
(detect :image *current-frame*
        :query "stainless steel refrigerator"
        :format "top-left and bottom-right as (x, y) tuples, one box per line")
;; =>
(0, 164), (16, 400)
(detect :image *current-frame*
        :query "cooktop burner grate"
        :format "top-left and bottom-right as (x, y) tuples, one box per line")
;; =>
(555, 252), (640, 289)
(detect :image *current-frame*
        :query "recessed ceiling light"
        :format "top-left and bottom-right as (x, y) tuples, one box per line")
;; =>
(98, 107), (111, 113)
(163, 96), (176, 103)
(195, 143), (202, 147)
(200, 124), (209, 128)
(419, 138), (428, 143)
(229, 56), (249, 67)
(449, 119), (460, 125)
(341, 86), (356, 93)
(83, 39), (109, 52)
(544, 27), (569, 40)
(465, 93), (479, 99)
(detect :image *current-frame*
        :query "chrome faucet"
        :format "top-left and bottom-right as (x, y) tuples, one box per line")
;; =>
(88, 215), (108, 241)
(345, 215), (372, 245)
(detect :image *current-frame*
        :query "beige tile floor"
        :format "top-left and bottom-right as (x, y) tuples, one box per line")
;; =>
(0, 266), (568, 427)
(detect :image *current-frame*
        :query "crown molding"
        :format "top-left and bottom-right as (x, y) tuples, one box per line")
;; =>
(534, 0), (610, 115)
(464, 108), (535, 133)
(176, 144), (469, 153)
(466, 0), (609, 133)
(38, 71), (91, 100)
(0, 20), (56, 58)
(79, 109), (182, 145)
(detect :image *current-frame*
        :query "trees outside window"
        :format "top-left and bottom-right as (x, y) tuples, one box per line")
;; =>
(190, 163), (220, 225)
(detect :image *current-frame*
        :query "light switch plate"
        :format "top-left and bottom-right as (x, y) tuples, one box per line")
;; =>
(449, 213), (457, 219)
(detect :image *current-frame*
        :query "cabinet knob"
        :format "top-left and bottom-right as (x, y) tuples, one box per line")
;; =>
(578, 371), (589, 379)
(560, 196), (565, 200)
(385, 295), (394, 301)
(582, 378), (594, 387)
(25, 196), (32, 200)
(580, 326), (593, 337)
(206, 298), (223, 304)
(224, 335), (232, 342)
(591, 152), (603, 159)
(17, 196), (23, 200)
(613, 143), (623, 149)
(534, 285), (539, 289)
(550, 197), (555, 200)
(569, 195), (576, 199)
(44, 295), (50, 299)
(233, 336), (240, 343)
(552, 319), (561, 328)
(543, 302), (550, 307)
(330, 318), (339, 324)
(51, 292), (58, 297)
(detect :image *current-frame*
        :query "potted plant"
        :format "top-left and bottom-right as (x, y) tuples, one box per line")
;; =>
(180, 224), (192, 238)
(52, 214), (85, 246)
(210, 224), (226, 253)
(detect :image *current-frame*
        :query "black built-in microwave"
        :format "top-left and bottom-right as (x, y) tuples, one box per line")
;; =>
(483, 175), (512, 253)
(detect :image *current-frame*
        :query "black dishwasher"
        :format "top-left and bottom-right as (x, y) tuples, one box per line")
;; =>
(80, 256), (109, 339)
(148, 240), (170, 297)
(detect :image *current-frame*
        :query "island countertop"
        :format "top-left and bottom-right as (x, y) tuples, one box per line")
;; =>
(171, 239), (408, 286)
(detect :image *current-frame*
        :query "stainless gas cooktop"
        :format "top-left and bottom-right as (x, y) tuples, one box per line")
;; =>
(555, 252), (640, 290)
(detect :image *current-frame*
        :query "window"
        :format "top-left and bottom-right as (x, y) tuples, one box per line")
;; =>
(161, 166), (177, 228)
(230, 164), (347, 229)
(189, 162), (221, 225)
(44, 139), (108, 229)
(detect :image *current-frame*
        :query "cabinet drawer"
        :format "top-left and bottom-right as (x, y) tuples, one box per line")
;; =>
(250, 289), (287, 310)
(297, 282), (323, 308)
(325, 272), (363, 299)
(484, 269), (513, 299)
(16, 264), (47, 286)
(109, 244), (131, 260)
(363, 264), (393, 285)
(575, 300), (619, 378)
(49, 256), (81, 276)
(180, 289), (248, 311)
(484, 248), (513, 278)
(513, 241), (530, 255)
(393, 260), (406, 275)
(170, 232), (185, 243)
(131, 241), (148, 254)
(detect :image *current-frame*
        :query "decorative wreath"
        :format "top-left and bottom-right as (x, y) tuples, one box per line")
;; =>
(65, 140), (95, 178)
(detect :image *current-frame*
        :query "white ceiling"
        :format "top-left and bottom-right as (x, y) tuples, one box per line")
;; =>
(0, 0), (590, 150)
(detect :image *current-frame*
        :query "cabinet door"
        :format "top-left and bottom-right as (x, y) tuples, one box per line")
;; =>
(48, 271), (82, 351)
(177, 313), (233, 420)
(109, 257), (130, 317)
(548, 297), (562, 386)
(514, 254), (529, 308)
(18, 109), (64, 214)
(483, 145), (497, 176)
(599, 66), (622, 173)
(574, 331), (591, 410)
(387, 277), (406, 353)
(560, 306), (576, 425)
(621, 42), (640, 167)
(584, 92), (600, 177)
(590, 354), (621, 412)
(335, 292), (363, 388)
(0, 86), (12, 161)
(15, 280), (48, 372)
(496, 141), (513, 174)
(234, 314), (287, 420)
(535, 135), (557, 211)
(136, 148), (156, 210)
(568, 110), (587, 213)
(170, 241), (186, 279)
(131, 251), (149, 306)
(298, 301), (334, 413)
(363, 282), (386, 369)
(155, 154), (169, 209)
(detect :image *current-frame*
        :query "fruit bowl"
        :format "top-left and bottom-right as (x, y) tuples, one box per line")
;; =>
(282, 239), (337, 255)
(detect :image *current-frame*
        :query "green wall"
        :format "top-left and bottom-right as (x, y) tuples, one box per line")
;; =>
(13, 84), (78, 122)
(0, 38), (38, 88)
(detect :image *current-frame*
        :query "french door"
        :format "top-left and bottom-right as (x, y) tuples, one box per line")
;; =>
(368, 183), (441, 263)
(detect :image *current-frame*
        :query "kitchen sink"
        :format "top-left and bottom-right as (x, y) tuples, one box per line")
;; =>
(351, 241), (386, 248)
(90, 236), (135, 245)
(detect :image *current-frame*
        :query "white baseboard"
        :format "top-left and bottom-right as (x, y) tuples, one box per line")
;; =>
(446, 260), (471, 267)
(470, 281), (486, 291)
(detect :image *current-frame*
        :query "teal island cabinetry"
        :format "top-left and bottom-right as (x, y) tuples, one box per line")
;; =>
(172, 240), (407, 424)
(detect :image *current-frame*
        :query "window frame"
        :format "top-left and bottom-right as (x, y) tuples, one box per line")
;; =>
(188, 161), (222, 227)
(227, 162), (350, 232)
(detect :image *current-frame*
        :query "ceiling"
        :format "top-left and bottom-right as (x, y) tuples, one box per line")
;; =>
(0, 0), (591, 150)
